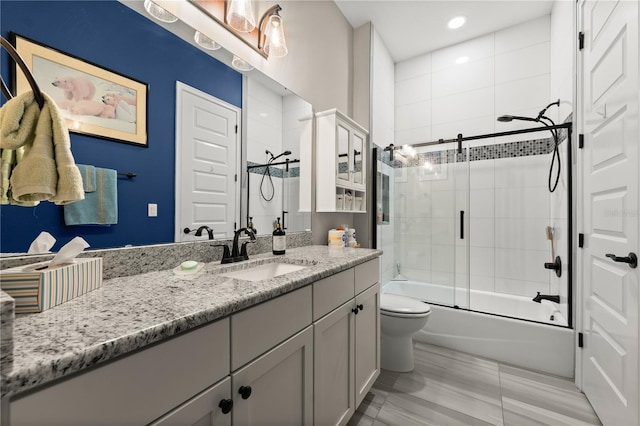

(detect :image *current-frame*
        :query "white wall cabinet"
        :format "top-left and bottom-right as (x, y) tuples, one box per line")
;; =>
(9, 259), (380, 426)
(315, 109), (369, 213)
(313, 258), (381, 426)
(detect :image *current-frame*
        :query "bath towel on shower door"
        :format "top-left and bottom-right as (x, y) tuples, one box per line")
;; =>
(64, 166), (117, 226)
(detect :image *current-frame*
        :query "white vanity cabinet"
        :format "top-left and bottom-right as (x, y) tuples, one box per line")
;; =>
(10, 318), (231, 426)
(315, 109), (368, 213)
(8, 258), (380, 426)
(313, 258), (381, 426)
(150, 378), (232, 426)
(229, 286), (314, 425)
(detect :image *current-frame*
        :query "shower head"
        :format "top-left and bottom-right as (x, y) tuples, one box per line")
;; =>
(496, 114), (539, 123)
(266, 149), (292, 162)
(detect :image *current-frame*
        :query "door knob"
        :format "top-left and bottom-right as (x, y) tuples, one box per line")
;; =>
(357, 304), (364, 311)
(239, 385), (252, 399)
(352, 307), (359, 315)
(218, 398), (233, 414)
(605, 252), (638, 268)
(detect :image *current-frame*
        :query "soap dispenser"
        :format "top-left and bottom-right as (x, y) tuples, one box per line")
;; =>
(272, 217), (286, 255)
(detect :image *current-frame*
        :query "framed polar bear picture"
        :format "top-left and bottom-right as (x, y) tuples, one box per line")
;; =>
(12, 33), (148, 147)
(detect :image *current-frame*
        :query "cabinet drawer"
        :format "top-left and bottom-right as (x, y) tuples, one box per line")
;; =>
(313, 268), (354, 321)
(355, 258), (380, 294)
(231, 286), (312, 370)
(11, 318), (230, 426)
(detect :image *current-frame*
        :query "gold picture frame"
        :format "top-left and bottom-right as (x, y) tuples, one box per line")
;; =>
(12, 33), (148, 147)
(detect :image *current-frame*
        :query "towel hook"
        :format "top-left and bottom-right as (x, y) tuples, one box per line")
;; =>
(0, 36), (45, 109)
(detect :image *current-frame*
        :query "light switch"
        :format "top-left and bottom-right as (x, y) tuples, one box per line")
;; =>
(148, 203), (158, 217)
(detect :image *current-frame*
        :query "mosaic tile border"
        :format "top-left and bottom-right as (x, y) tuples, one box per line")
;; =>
(247, 162), (300, 178)
(378, 132), (570, 168)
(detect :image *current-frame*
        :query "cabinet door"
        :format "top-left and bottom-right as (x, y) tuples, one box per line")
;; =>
(150, 377), (232, 426)
(314, 301), (355, 426)
(336, 122), (351, 186)
(232, 326), (313, 426)
(351, 130), (366, 189)
(354, 284), (380, 407)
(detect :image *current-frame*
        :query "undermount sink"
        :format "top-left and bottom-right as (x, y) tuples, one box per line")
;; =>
(219, 262), (307, 282)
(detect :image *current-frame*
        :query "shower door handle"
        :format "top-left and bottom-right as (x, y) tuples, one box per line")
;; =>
(460, 210), (464, 239)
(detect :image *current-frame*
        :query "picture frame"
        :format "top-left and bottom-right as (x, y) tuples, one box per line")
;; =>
(12, 33), (148, 147)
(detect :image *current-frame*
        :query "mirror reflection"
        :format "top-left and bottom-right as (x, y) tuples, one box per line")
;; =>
(0, 0), (312, 255)
(242, 78), (311, 236)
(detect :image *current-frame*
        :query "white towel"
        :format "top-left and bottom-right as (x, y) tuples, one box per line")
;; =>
(0, 91), (84, 205)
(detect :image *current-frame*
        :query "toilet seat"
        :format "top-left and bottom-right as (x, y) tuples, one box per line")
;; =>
(380, 293), (431, 318)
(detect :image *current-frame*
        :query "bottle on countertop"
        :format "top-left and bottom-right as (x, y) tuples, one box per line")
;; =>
(272, 217), (286, 255)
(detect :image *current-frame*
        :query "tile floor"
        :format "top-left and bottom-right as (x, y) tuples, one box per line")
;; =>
(349, 342), (601, 426)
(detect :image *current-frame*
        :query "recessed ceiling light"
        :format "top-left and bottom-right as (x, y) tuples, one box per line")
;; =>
(448, 16), (466, 30)
(455, 56), (469, 64)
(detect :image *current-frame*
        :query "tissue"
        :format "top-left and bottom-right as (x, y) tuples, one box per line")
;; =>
(27, 231), (56, 254)
(49, 236), (90, 268)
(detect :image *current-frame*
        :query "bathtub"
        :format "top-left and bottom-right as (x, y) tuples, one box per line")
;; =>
(382, 280), (575, 378)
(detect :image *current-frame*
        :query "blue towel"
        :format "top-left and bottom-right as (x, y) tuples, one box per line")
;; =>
(77, 164), (96, 192)
(64, 167), (117, 226)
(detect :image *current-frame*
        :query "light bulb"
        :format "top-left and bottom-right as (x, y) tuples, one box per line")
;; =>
(263, 14), (288, 57)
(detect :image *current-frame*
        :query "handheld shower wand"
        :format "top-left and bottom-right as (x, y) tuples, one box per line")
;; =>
(260, 150), (292, 202)
(497, 100), (562, 193)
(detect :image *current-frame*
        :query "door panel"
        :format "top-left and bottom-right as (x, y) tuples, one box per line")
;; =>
(175, 82), (239, 241)
(580, 1), (639, 425)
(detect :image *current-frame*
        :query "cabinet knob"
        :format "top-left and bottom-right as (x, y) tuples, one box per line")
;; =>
(357, 304), (364, 311)
(352, 307), (359, 315)
(239, 385), (252, 399)
(218, 398), (233, 414)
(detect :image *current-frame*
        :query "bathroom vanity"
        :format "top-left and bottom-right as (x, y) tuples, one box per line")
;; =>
(1, 246), (381, 426)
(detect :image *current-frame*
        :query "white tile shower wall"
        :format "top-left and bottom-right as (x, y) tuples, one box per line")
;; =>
(248, 172), (283, 235)
(550, 0), (574, 124)
(372, 28), (395, 148)
(246, 79), (283, 165)
(395, 15), (551, 147)
(282, 94), (312, 158)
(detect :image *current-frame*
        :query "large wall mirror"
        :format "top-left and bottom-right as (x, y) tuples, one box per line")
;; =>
(242, 77), (312, 236)
(0, 0), (311, 256)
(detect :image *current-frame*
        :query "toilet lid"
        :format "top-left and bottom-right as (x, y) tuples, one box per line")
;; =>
(380, 293), (431, 315)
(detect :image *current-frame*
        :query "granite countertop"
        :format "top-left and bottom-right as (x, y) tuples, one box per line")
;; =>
(1, 245), (381, 398)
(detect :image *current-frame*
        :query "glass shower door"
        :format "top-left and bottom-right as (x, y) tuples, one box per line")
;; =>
(377, 143), (469, 309)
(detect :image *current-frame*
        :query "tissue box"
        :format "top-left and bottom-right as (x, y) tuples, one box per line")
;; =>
(0, 258), (103, 314)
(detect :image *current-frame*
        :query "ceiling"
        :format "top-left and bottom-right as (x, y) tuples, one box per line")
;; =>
(334, 0), (555, 62)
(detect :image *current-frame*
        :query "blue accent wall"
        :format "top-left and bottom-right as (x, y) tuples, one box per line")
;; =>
(0, 0), (242, 253)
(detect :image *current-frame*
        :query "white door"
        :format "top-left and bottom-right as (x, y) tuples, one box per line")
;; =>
(175, 82), (240, 241)
(579, 1), (639, 425)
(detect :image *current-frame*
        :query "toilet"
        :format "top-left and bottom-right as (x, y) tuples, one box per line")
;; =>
(380, 293), (431, 372)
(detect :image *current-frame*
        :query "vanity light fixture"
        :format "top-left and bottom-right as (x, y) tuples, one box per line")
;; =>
(259, 5), (288, 58)
(144, 0), (178, 23)
(189, 0), (287, 59)
(226, 0), (257, 33)
(447, 15), (466, 29)
(232, 55), (254, 71)
(455, 56), (469, 64)
(194, 31), (222, 50)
